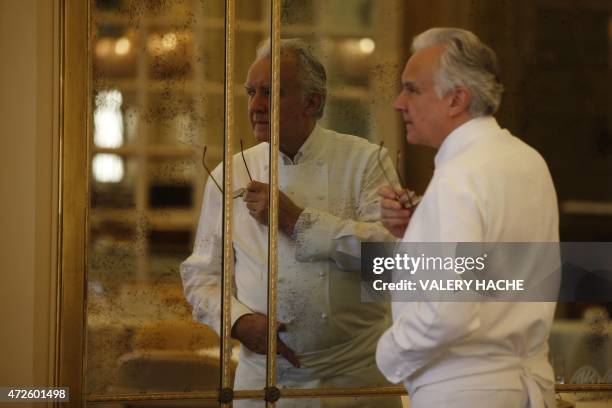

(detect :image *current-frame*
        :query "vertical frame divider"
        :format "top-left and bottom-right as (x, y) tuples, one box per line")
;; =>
(57, 0), (89, 406)
(220, 0), (236, 405)
(266, 0), (281, 406)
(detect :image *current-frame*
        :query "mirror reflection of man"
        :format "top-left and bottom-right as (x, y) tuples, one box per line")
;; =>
(375, 28), (559, 407)
(181, 39), (402, 407)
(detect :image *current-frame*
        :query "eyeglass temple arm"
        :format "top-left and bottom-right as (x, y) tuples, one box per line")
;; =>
(379, 141), (417, 209)
(240, 139), (253, 182)
(202, 146), (223, 192)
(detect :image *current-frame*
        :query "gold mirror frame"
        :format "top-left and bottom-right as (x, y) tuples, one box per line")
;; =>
(56, 0), (612, 406)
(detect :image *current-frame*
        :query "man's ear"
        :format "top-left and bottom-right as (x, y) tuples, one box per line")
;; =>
(304, 92), (323, 116)
(448, 86), (471, 117)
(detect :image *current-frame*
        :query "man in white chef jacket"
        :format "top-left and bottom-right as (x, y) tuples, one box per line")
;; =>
(375, 28), (559, 407)
(181, 39), (402, 407)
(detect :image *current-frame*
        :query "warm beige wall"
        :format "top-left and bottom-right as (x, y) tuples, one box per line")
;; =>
(0, 0), (57, 396)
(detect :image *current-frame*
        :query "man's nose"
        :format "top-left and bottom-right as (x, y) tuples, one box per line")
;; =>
(392, 94), (405, 112)
(249, 92), (268, 113)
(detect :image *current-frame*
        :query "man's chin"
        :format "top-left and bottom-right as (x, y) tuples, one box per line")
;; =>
(405, 132), (418, 145)
(254, 132), (270, 143)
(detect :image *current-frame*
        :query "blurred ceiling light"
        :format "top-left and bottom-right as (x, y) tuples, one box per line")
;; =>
(359, 38), (375, 54)
(92, 153), (125, 183)
(147, 32), (180, 56)
(114, 37), (131, 55)
(95, 38), (113, 58)
(162, 33), (178, 51)
(94, 89), (124, 148)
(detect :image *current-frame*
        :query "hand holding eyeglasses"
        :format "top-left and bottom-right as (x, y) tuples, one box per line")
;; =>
(377, 142), (419, 210)
(201, 140), (253, 199)
(243, 180), (304, 236)
(378, 186), (418, 239)
(376, 141), (420, 238)
(201, 142), (303, 236)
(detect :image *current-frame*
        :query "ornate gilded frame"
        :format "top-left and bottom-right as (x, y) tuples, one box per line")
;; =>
(55, 0), (612, 406)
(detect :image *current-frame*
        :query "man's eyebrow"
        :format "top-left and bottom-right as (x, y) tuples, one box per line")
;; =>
(402, 81), (420, 92)
(244, 84), (271, 91)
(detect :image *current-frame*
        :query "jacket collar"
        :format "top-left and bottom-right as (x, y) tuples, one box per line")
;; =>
(434, 116), (501, 168)
(280, 123), (325, 165)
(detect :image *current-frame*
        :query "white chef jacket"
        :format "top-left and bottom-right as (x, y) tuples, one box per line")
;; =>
(376, 117), (559, 407)
(181, 125), (400, 386)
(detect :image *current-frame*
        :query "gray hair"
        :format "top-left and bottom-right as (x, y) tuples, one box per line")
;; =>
(256, 38), (327, 119)
(412, 28), (504, 116)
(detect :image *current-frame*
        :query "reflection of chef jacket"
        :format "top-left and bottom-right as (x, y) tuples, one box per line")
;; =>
(376, 117), (559, 407)
(182, 124), (399, 380)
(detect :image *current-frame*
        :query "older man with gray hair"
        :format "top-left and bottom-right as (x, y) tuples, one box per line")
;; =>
(181, 38), (402, 407)
(376, 28), (558, 407)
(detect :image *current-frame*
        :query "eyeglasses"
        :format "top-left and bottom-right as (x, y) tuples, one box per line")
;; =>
(202, 139), (253, 199)
(377, 141), (419, 210)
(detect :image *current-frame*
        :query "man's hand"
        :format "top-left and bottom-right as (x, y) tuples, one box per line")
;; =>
(231, 313), (301, 368)
(379, 185), (414, 238)
(244, 181), (304, 236)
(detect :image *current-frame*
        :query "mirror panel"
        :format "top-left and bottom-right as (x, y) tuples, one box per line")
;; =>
(88, 0), (230, 395)
(85, 0), (612, 403)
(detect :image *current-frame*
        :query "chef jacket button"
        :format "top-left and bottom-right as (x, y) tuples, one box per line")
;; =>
(319, 271), (325, 277)
(321, 313), (328, 320)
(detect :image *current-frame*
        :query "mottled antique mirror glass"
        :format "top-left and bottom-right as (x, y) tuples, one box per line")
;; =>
(87, 0), (403, 402)
(89, 0), (229, 397)
(84, 0), (612, 405)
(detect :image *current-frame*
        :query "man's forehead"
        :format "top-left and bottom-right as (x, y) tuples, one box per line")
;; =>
(402, 45), (444, 82)
(400, 63), (419, 85)
(246, 55), (297, 86)
(245, 58), (270, 85)
(245, 80), (270, 88)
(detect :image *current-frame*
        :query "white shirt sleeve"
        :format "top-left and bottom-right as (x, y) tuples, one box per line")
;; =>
(376, 170), (485, 382)
(293, 147), (402, 270)
(180, 176), (254, 335)
(377, 302), (481, 382)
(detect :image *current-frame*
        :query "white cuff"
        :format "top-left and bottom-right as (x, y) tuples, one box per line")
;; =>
(376, 328), (413, 383)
